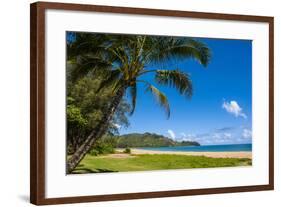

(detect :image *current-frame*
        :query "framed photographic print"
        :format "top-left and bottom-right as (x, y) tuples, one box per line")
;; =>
(30, 1), (274, 205)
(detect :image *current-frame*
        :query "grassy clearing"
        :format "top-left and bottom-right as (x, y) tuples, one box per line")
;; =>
(71, 154), (252, 174)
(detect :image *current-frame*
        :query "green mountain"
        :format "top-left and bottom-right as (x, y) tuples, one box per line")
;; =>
(114, 132), (200, 148)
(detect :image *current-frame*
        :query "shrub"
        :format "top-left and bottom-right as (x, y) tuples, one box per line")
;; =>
(123, 148), (131, 154)
(96, 143), (115, 155)
(89, 149), (99, 156)
(89, 138), (116, 156)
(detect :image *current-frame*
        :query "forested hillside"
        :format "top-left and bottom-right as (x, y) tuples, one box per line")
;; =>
(114, 132), (200, 148)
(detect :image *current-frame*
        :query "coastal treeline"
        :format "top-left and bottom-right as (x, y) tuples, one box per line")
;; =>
(114, 132), (200, 148)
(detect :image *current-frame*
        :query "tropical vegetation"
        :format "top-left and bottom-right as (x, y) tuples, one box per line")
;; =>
(66, 32), (211, 173)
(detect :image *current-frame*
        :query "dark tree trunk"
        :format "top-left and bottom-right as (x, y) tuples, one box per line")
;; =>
(66, 86), (126, 173)
(73, 136), (80, 153)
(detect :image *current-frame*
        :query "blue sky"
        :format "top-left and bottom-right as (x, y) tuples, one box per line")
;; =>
(119, 37), (252, 145)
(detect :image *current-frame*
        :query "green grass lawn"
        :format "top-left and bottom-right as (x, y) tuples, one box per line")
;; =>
(71, 154), (252, 174)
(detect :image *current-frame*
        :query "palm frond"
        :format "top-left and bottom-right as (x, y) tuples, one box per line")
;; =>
(70, 54), (113, 82)
(96, 69), (122, 92)
(67, 33), (110, 60)
(155, 70), (193, 97)
(144, 37), (211, 67)
(145, 83), (170, 118)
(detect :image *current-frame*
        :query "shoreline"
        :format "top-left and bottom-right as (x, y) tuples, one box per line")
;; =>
(116, 148), (252, 159)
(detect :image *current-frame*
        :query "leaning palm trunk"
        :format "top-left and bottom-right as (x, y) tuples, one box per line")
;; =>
(66, 86), (126, 173)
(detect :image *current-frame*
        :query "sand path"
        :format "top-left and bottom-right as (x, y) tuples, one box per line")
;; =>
(115, 148), (252, 159)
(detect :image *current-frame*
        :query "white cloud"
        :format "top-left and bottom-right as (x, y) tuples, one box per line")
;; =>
(212, 133), (230, 139)
(212, 133), (221, 139)
(222, 100), (247, 119)
(167, 129), (176, 140)
(179, 132), (199, 141)
(211, 132), (232, 142)
(173, 130), (235, 145)
(242, 129), (252, 139)
(223, 133), (232, 139)
(113, 123), (121, 129)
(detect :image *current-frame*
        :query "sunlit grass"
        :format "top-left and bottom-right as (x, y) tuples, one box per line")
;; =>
(72, 154), (252, 174)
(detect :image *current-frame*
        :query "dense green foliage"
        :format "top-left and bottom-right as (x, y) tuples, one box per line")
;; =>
(89, 136), (117, 156)
(72, 154), (251, 173)
(66, 75), (130, 154)
(114, 132), (200, 148)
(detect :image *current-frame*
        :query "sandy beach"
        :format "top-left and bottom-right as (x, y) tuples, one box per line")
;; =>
(116, 148), (252, 159)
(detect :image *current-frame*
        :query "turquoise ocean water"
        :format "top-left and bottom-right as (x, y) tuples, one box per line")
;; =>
(138, 144), (252, 152)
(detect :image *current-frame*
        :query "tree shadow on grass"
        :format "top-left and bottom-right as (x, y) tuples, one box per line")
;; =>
(71, 167), (118, 174)
(96, 168), (118, 173)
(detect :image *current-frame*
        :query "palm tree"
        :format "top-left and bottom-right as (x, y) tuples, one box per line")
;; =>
(66, 33), (211, 173)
